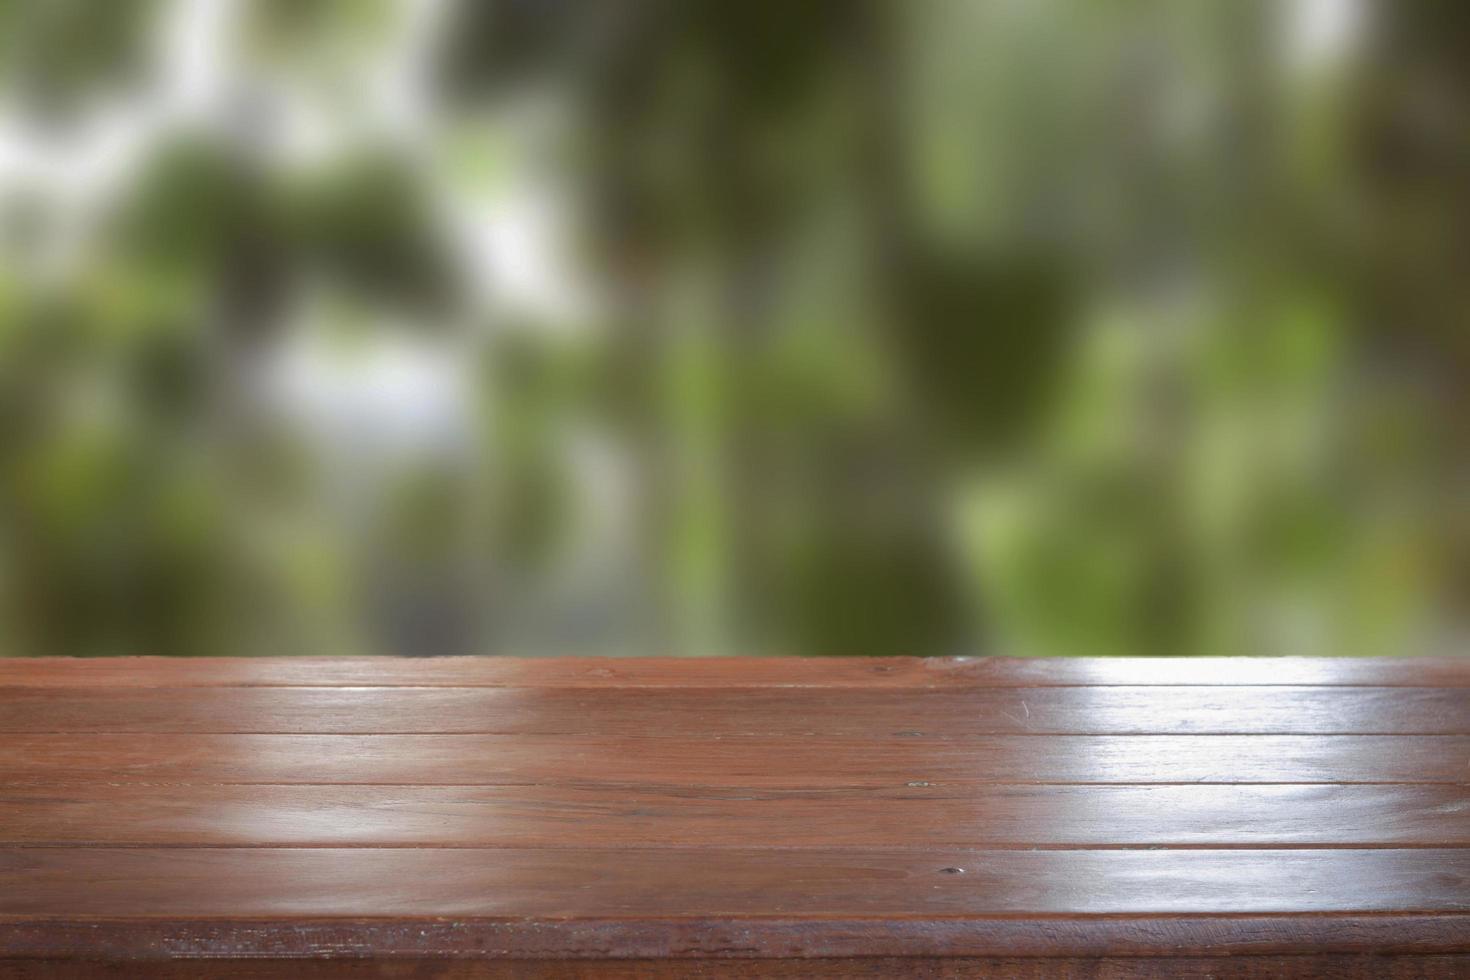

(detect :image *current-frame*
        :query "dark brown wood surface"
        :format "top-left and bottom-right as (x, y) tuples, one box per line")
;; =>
(1, 656), (1467, 979)
(6, 783), (1470, 848)
(6, 733), (1469, 785)
(6, 685), (1468, 734)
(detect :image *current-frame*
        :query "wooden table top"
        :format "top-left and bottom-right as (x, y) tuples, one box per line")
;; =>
(1, 655), (1467, 979)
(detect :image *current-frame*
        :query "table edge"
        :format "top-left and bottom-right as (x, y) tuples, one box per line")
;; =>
(4, 913), (1468, 960)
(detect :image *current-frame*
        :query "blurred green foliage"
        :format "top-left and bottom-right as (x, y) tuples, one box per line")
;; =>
(0, 0), (1463, 658)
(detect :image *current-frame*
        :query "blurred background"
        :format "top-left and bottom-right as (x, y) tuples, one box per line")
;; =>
(0, 0), (1464, 659)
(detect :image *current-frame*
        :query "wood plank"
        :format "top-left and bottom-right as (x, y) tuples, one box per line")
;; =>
(2, 783), (1467, 848)
(1, 848), (1467, 919)
(6, 913), (1468, 962)
(4, 733), (1467, 786)
(2, 655), (1465, 688)
(4, 656), (1468, 972)
(4, 686), (1466, 734)
(4, 954), (1470, 980)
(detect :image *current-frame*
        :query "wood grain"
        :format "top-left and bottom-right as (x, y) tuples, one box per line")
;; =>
(7, 913), (1469, 960)
(6, 956), (1470, 980)
(3, 847), (1468, 917)
(2, 783), (1467, 848)
(4, 733), (1466, 785)
(3, 655), (1466, 688)
(4, 685), (1466, 734)
(2, 654), (1467, 977)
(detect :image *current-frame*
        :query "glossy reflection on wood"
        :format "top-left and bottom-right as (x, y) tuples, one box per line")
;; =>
(4, 847), (1469, 917)
(5, 685), (1468, 734)
(3, 783), (1469, 848)
(1, 656), (1466, 979)
(5, 733), (1468, 785)
(3, 655), (1467, 688)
